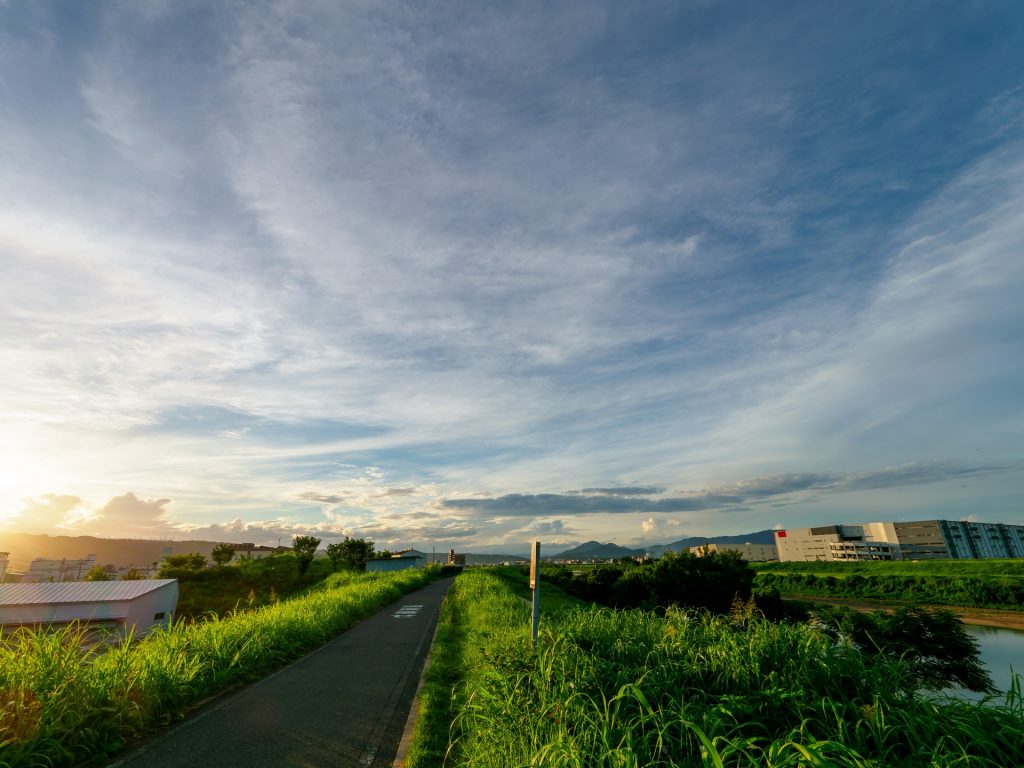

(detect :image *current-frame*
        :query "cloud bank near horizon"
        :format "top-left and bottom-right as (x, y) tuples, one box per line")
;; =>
(8, 460), (1018, 552)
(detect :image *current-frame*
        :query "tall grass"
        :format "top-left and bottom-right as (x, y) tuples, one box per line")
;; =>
(412, 568), (1024, 767)
(0, 568), (437, 768)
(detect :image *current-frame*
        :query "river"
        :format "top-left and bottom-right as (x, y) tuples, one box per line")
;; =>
(969, 624), (1023, 695)
(945, 624), (1024, 702)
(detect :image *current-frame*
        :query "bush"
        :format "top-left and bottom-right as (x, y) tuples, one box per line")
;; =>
(544, 552), (755, 615)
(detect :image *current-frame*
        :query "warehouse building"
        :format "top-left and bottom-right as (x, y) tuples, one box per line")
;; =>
(774, 520), (1024, 562)
(0, 579), (179, 639)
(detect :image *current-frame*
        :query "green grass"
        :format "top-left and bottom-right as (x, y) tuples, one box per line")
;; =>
(753, 564), (1024, 611)
(0, 567), (439, 768)
(404, 567), (585, 768)
(171, 555), (340, 619)
(407, 568), (1024, 767)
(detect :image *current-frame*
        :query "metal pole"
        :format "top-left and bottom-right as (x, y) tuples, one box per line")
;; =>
(530, 540), (541, 645)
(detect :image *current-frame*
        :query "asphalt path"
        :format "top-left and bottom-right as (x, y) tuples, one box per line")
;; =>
(107, 576), (454, 768)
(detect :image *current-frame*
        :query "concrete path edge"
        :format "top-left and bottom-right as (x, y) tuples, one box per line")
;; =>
(391, 591), (448, 768)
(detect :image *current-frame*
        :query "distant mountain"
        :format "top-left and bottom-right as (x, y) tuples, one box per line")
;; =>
(0, 533), (226, 573)
(0, 531), (777, 574)
(0, 533), (529, 572)
(549, 530), (777, 561)
(549, 540), (641, 560)
(643, 530), (777, 558)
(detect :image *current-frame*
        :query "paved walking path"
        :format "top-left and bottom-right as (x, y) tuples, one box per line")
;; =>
(108, 576), (454, 768)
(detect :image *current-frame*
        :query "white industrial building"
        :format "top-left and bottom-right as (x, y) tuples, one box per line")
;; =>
(0, 579), (179, 639)
(774, 520), (1024, 562)
(690, 542), (778, 561)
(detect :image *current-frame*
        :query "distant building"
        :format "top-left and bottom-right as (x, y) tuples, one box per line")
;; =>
(232, 543), (280, 560)
(394, 548), (447, 565)
(111, 564), (159, 580)
(0, 553), (8, 582)
(366, 547), (454, 571)
(447, 549), (466, 566)
(366, 555), (423, 572)
(0, 579), (179, 640)
(774, 520), (1024, 561)
(25, 555), (98, 583)
(690, 543), (778, 562)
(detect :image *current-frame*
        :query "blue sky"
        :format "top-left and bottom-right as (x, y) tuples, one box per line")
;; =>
(1, 1), (1022, 553)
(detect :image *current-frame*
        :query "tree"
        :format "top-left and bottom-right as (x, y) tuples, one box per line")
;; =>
(84, 566), (111, 581)
(326, 542), (345, 571)
(648, 549), (755, 614)
(813, 605), (995, 693)
(292, 535), (322, 575)
(326, 537), (375, 571)
(158, 552), (208, 577)
(211, 542), (236, 566)
(120, 567), (146, 580)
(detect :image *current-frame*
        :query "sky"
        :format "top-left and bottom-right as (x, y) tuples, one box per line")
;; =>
(1, 1), (1023, 555)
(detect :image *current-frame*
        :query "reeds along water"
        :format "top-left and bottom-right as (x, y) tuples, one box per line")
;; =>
(437, 569), (1024, 768)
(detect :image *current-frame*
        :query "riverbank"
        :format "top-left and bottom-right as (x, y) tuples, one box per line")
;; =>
(783, 594), (1024, 631)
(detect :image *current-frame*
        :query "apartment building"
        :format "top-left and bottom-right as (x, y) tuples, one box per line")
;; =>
(25, 554), (98, 582)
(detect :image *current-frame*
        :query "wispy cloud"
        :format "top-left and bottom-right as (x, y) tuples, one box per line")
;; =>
(580, 486), (665, 496)
(295, 492), (350, 505)
(443, 492), (744, 517)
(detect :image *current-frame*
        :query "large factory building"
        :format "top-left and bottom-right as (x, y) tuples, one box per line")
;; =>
(774, 520), (1024, 562)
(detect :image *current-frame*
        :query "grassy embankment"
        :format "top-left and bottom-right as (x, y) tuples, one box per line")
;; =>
(0, 567), (438, 768)
(752, 560), (1024, 617)
(172, 554), (337, 619)
(406, 567), (1024, 768)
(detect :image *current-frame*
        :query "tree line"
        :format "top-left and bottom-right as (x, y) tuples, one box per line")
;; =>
(540, 550), (755, 614)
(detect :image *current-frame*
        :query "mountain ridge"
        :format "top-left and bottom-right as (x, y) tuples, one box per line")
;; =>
(0, 531), (776, 571)
(550, 529), (777, 560)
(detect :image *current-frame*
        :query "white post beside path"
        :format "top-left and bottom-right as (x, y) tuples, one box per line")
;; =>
(530, 540), (541, 645)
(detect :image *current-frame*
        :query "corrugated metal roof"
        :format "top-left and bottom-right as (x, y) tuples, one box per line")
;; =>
(0, 579), (177, 606)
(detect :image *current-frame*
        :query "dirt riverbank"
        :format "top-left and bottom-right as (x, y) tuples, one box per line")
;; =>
(782, 595), (1024, 631)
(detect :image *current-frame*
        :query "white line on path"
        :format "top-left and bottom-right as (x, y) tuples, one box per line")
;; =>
(392, 604), (422, 619)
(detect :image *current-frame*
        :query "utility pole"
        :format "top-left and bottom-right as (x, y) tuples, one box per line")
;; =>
(530, 541), (541, 645)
